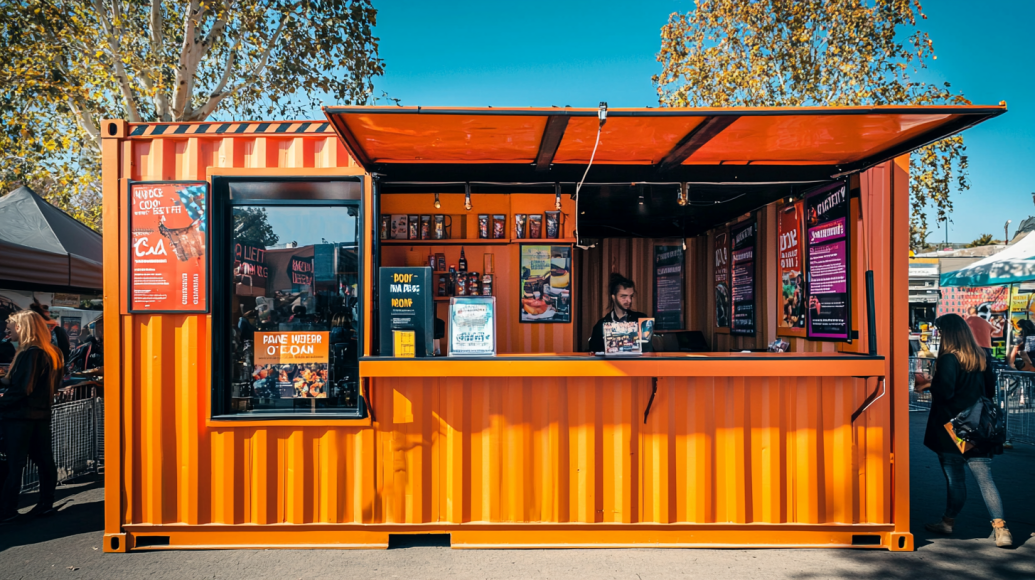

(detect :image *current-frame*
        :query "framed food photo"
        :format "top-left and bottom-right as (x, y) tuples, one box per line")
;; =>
(519, 245), (571, 323)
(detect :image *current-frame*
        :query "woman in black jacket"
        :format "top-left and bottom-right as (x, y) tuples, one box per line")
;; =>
(0, 310), (63, 523)
(918, 313), (1011, 547)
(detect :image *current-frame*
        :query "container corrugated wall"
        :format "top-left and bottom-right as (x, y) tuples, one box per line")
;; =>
(101, 120), (911, 550)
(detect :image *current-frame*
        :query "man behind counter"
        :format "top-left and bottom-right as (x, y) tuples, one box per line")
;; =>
(588, 273), (652, 353)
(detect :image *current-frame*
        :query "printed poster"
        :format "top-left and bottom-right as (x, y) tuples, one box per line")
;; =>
(449, 297), (496, 356)
(602, 320), (641, 354)
(61, 317), (82, 350)
(129, 181), (208, 312)
(778, 200), (806, 335)
(653, 245), (684, 331)
(730, 219), (756, 336)
(805, 181), (851, 340)
(519, 245), (571, 323)
(713, 229), (730, 328)
(253, 331), (329, 398)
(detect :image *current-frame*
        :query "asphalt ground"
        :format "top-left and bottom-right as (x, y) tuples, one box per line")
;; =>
(1, 412), (1033, 579)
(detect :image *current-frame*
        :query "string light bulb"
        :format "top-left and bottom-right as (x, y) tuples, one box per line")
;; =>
(678, 182), (688, 206)
(464, 183), (472, 211)
(434, 192), (441, 209)
(554, 183), (562, 210)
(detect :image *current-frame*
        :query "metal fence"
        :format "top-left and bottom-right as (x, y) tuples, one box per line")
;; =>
(17, 394), (104, 493)
(995, 370), (1035, 445)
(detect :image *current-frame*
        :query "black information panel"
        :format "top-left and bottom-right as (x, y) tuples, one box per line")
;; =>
(653, 244), (685, 330)
(805, 181), (851, 341)
(730, 219), (756, 336)
(378, 267), (434, 356)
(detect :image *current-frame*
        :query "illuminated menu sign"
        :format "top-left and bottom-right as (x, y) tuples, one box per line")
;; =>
(730, 218), (756, 336)
(128, 181), (208, 313)
(805, 181), (851, 340)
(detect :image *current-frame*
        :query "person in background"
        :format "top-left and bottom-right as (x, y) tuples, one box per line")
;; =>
(28, 300), (69, 361)
(0, 311), (63, 522)
(965, 306), (994, 358)
(588, 273), (651, 353)
(0, 326), (15, 365)
(1007, 319), (1035, 372)
(917, 313), (1011, 547)
(67, 316), (103, 375)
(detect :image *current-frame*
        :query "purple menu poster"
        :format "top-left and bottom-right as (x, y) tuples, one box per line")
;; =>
(729, 218), (756, 336)
(805, 181), (851, 340)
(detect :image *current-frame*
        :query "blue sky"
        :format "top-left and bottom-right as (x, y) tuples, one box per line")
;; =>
(369, 1), (1034, 243)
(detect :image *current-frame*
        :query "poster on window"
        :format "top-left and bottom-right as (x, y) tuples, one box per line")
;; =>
(519, 245), (571, 323)
(234, 243), (268, 297)
(653, 244), (685, 331)
(778, 200), (806, 335)
(253, 331), (330, 398)
(730, 219), (756, 336)
(713, 229), (730, 329)
(805, 181), (851, 340)
(128, 181), (208, 313)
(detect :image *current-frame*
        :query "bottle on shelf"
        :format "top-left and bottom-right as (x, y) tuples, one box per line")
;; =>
(458, 247), (468, 272)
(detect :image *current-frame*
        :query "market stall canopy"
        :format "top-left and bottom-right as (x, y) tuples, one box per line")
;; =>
(324, 104), (1004, 237)
(0, 186), (102, 289)
(940, 232), (1035, 287)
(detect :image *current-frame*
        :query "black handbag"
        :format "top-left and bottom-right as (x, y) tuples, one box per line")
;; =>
(951, 396), (1006, 445)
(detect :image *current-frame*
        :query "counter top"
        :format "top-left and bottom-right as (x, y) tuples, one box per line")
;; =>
(359, 352), (885, 378)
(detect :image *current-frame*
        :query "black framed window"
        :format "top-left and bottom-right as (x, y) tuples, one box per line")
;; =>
(211, 177), (364, 419)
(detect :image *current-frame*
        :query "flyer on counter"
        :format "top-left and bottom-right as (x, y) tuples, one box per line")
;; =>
(128, 181), (208, 313)
(805, 181), (851, 340)
(253, 331), (330, 398)
(449, 296), (496, 356)
(601, 321), (642, 356)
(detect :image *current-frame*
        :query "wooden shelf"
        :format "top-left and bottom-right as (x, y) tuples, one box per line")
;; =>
(381, 239), (510, 245)
(511, 238), (576, 244)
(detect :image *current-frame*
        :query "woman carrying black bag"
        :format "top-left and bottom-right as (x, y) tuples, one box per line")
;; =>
(917, 313), (1011, 547)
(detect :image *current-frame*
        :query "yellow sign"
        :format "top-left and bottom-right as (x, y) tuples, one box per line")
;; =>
(394, 330), (415, 358)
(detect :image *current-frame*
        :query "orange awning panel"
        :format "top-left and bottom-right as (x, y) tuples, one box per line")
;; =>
(324, 105), (1004, 178)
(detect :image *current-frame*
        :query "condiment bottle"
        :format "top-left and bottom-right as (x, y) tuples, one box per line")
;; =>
(458, 247), (468, 272)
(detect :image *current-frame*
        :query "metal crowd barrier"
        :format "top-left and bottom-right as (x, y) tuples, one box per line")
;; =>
(17, 391), (104, 494)
(995, 369), (1035, 445)
(908, 356), (935, 412)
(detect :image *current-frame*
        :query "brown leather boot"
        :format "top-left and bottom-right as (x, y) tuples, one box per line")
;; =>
(924, 517), (954, 534)
(992, 519), (1013, 548)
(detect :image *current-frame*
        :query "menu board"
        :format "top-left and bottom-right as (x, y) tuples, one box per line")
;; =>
(128, 181), (208, 313)
(653, 244), (685, 330)
(729, 219), (756, 336)
(519, 245), (571, 323)
(713, 229), (731, 328)
(449, 296), (496, 356)
(379, 267), (434, 357)
(805, 181), (851, 340)
(253, 331), (330, 398)
(778, 200), (806, 335)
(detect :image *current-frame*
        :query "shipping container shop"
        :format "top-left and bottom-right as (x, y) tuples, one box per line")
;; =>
(99, 103), (1004, 551)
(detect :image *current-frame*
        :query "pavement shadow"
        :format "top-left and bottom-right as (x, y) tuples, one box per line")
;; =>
(0, 474), (103, 553)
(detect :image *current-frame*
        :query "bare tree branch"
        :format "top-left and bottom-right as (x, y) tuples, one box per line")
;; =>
(88, 0), (142, 122)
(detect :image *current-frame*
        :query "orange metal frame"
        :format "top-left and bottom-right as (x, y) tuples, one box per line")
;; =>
(99, 114), (914, 552)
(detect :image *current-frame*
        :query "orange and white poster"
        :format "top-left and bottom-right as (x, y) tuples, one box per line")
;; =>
(253, 332), (330, 398)
(129, 182), (208, 312)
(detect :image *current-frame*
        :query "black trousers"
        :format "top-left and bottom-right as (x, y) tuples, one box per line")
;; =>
(1, 419), (57, 516)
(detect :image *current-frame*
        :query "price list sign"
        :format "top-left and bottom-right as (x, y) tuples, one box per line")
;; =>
(653, 244), (685, 330)
(805, 181), (851, 340)
(729, 219), (756, 336)
(128, 181), (208, 313)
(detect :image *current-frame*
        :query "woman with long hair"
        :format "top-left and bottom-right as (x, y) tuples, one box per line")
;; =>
(0, 310), (63, 523)
(918, 313), (1011, 547)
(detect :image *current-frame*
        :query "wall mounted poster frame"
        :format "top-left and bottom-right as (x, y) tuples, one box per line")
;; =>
(127, 180), (210, 313)
(653, 243), (685, 331)
(519, 245), (572, 323)
(713, 228), (730, 329)
(805, 180), (851, 341)
(729, 218), (757, 336)
(777, 199), (806, 337)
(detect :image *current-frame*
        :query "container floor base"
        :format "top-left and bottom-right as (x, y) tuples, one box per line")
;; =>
(110, 524), (913, 552)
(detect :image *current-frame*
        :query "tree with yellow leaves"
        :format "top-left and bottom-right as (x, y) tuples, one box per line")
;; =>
(1, 0), (384, 230)
(653, 0), (969, 251)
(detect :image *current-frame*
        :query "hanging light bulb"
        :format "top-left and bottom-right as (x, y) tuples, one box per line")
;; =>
(434, 192), (441, 209)
(678, 182), (688, 206)
(554, 183), (562, 210)
(682, 238), (687, 251)
(464, 183), (472, 211)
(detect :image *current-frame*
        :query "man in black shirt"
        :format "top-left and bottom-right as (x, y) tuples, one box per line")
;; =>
(588, 273), (651, 353)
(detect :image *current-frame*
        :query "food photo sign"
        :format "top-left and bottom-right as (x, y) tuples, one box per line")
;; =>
(128, 181), (209, 313)
(777, 199), (806, 336)
(519, 245), (571, 323)
(253, 331), (330, 398)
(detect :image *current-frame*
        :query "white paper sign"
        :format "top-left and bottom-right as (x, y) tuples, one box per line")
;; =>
(448, 297), (496, 356)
